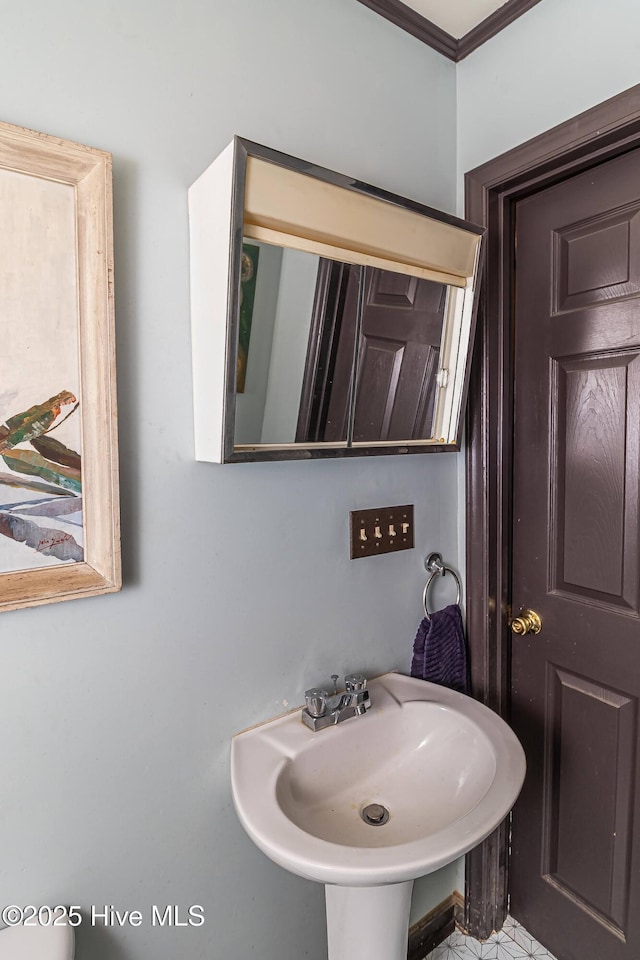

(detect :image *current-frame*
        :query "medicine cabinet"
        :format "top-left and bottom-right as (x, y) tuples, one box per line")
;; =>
(188, 137), (484, 463)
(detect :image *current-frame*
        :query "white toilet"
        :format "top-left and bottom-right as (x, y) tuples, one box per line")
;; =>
(0, 923), (74, 959)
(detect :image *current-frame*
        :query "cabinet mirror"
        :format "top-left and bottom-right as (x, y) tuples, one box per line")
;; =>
(189, 138), (485, 463)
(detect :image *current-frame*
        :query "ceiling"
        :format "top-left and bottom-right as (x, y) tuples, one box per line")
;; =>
(398, 0), (509, 39)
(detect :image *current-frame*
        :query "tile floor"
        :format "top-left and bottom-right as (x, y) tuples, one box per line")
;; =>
(427, 915), (557, 960)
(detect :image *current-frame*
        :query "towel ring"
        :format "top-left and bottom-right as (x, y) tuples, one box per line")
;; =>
(422, 552), (462, 620)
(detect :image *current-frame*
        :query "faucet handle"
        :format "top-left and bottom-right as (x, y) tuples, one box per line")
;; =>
(305, 688), (328, 718)
(344, 673), (367, 692)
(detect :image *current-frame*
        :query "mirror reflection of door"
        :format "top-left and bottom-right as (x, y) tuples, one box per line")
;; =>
(353, 268), (446, 443)
(297, 263), (447, 444)
(234, 237), (448, 448)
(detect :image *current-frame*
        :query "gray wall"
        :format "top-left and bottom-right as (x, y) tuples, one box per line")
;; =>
(0, 3), (459, 959)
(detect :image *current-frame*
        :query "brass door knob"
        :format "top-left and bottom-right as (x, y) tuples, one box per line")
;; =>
(510, 609), (542, 636)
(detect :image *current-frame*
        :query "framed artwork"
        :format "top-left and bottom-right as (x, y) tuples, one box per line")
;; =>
(0, 120), (120, 612)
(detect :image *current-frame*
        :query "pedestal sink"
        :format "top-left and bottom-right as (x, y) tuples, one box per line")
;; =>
(231, 672), (525, 960)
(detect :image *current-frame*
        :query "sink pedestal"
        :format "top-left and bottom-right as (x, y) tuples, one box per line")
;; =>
(325, 881), (414, 960)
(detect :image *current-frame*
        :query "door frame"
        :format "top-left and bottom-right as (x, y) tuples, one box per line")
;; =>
(463, 82), (640, 939)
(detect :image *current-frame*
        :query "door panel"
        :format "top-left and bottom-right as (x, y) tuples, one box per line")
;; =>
(553, 203), (640, 313)
(544, 666), (636, 934)
(551, 351), (640, 609)
(510, 148), (640, 959)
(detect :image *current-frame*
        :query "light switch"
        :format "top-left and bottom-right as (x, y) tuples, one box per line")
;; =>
(349, 505), (414, 559)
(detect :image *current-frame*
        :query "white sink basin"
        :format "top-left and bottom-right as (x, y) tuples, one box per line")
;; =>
(231, 672), (525, 888)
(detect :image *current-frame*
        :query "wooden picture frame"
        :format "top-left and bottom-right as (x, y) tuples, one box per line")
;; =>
(0, 120), (120, 612)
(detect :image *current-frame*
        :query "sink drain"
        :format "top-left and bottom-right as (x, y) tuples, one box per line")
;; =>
(361, 803), (390, 826)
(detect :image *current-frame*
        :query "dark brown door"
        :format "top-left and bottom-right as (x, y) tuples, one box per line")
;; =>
(510, 148), (640, 958)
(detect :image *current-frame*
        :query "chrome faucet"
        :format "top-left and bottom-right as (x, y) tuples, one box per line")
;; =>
(302, 673), (371, 731)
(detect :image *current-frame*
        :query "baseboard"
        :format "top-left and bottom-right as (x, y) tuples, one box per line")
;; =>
(407, 890), (465, 960)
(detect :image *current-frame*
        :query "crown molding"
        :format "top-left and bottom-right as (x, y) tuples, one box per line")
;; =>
(356, 0), (543, 62)
(357, 0), (457, 59)
(456, 0), (543, 59)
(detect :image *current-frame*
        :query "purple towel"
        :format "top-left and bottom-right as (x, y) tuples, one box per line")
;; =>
(410, 603), (468, 694)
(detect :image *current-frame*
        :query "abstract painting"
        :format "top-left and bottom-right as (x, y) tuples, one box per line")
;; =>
(0, 120), (120, 612)
(0, 391), (83, 568)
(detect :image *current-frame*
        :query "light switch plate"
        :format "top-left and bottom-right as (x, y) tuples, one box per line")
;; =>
(349, 504), (414, 559)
